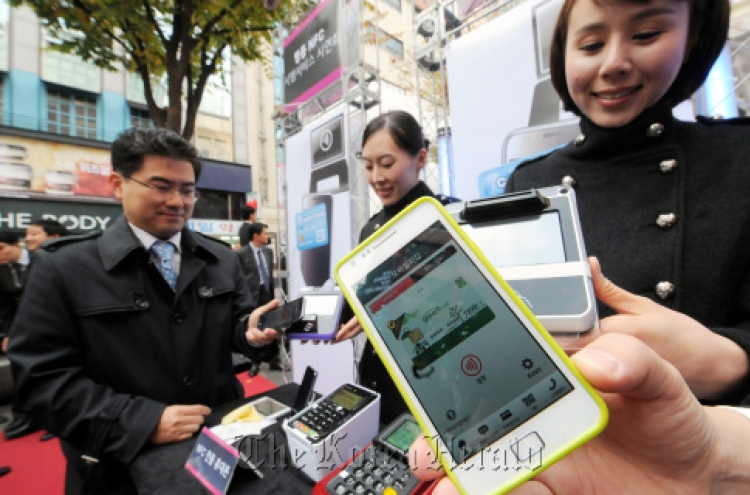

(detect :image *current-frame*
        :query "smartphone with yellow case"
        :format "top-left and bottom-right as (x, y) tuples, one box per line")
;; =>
(334, 197), (607, 495)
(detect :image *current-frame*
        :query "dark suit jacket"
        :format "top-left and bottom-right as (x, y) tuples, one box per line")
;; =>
(8, 215), (274, 490)
(237, 244), (275, 305)
(238, 222), (252, 247)
(0, 258), (25, 336)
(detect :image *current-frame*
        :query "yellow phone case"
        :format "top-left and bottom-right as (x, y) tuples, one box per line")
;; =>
(334, 196), (608, 495)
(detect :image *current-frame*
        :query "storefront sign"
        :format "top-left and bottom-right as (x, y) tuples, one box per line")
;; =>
(187, 219), (244, 236)
(0, 197), (121, 233)
(0, 136), (113, 199)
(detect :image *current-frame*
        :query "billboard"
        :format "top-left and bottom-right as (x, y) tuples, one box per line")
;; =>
(283, 0), (342, 109)
(0, 136), (113, 199)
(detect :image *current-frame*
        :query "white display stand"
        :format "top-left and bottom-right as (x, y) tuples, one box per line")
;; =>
(290, 334), (366, 396)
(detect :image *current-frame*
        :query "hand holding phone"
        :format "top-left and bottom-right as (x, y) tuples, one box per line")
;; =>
(258, 298), (304, 330)
(335, 197), (607, 495)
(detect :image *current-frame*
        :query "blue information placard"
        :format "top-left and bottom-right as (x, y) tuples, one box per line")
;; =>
(185, 427), (240, 495)
(296, 202), (330, 251)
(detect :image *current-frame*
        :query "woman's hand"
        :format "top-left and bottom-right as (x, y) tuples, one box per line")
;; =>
(334, 315), (363, 342)
(586, 257), (749, 400)
(409, 333), (750, 495)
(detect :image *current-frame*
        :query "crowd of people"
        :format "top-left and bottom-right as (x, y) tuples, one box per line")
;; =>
(2, 0), (750, 493)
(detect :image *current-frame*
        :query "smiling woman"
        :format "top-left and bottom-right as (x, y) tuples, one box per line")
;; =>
(563, 0), (690, 127)
(333, 110), (462, 425)
(506, 0), (750, 407)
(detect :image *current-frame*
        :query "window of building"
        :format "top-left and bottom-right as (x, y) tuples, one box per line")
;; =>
(198, 48), (232, 118)
(0, 0), (9, 72)
(383, 0), (401, 11)
(46, 87), (97, 139)
(363, 24), (405, 58)
(199, 81), (232, 118)
(196, 133), (233, 161)
(383, 35), (404, 58)
(214, 138), (231, 161)
(130, 107), (152, 129)
(42, 32), (101, 93)
(197, 136), (212, 158)
(127, 72), (168, 107)
(192, 189), (245, 220)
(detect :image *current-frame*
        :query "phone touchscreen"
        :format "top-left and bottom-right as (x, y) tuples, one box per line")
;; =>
(351, 220), (576, 463)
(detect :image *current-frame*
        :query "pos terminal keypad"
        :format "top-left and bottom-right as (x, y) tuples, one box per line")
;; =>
(288, 384), (378, 443)
(295, 399), (347, 441)
(325, 413), (423, 495)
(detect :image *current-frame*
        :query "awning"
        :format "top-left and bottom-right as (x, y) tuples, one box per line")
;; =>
(197, 159), (252, 193)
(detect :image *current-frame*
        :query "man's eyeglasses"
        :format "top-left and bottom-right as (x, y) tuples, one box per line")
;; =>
(127, 177), (200, 200)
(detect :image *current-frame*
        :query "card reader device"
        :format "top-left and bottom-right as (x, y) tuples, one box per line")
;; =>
(321, 413), (428, 495)
(283, 383), (380, 482)
(445, 185), (598, 335)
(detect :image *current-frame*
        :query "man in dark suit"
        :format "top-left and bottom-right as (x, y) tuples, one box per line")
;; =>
(237, 223), (284, 373)
(238, 223), (274, 305)
(2, 220), (69, 441)
(0, 230), (35, 441)
(8, 128), (282, 494)
(0, 230), (27, 354)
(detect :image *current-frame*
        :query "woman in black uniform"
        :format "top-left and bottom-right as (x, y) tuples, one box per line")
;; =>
(506, 0), (750, 405)
(335, 110), (452, 424)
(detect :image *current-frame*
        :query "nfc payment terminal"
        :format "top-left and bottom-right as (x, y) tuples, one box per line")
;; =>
(283, 383), (380, 482)
(445, 185), (598, 336)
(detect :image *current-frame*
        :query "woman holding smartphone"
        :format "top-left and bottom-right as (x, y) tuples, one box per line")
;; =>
(409, 1), (750, 492)
(505, 0), (750, 405)
(335, 110), (456, 424)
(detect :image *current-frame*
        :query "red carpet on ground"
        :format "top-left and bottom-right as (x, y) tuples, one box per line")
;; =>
(238, 373), (278, 397)
(0, 373), (277, 494)
(0, 429), (65, 494)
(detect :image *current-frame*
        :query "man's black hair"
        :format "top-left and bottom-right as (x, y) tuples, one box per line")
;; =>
(240, 205), (257, 221)
(111, 127), (202, 179)
(0, 230), (19, 245)
(29, 218), (71, 237)
(248, 223), (268, 243)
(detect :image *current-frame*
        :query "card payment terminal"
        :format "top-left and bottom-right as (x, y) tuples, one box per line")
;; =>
(283, 383), (380, 482)
(321, 413), (430, 495)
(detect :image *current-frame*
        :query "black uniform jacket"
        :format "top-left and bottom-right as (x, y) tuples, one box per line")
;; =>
(506, 101), (750, 405)
(357, 181), (454, 425)
(9, 215), (273, 467)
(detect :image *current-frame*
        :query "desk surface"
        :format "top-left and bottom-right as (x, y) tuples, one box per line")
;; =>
(130, 383), (316, 494)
